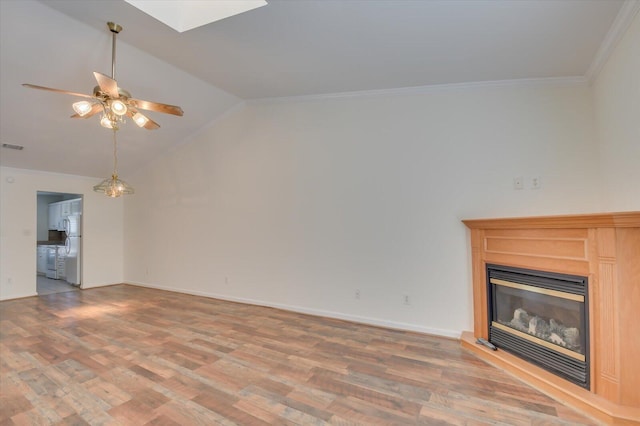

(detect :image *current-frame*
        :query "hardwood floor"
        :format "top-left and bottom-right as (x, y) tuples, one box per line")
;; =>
(1, 285), (599, 425)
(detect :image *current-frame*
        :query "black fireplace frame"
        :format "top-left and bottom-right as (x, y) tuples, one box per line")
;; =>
(486, 264), (590, 389)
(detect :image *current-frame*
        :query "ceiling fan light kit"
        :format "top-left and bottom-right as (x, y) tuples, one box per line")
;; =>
(100, 115), (116, 130)
(108, 99), (127, 116)
(132, 112), (149, 127)
(23, 21), (185, 197)
(72, 101), (93, 116)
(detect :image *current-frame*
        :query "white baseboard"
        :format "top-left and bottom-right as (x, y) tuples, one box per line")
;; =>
(125, 280), (462, 339)
(81, 282), (123, 289)
(0, 292), (37, 301)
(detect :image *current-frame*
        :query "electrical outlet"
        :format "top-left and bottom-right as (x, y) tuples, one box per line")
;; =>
(403, 294), (410, 305)
(513, 177), (524, 190)
(531, 176), (541, 189)
(355, 289), (361, 300)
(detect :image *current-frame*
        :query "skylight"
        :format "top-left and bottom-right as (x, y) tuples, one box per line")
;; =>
(124, 0), (267, 33)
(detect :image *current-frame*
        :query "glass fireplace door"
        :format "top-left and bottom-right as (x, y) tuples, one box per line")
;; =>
(487, 264), (589, 388)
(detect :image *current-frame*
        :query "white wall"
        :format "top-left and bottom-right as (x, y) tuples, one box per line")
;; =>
(7, 15), (633, 336)
(124, 83), (602, 337)
(594, 11), (640, 211)
(0, 167), (124, 299)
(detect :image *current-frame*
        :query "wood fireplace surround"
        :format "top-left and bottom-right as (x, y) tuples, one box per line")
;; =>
(462, 212), (640, 425)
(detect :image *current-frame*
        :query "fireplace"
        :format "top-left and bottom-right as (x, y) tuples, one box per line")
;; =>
(461, 212), (640, 425)
(487, 264), (589, 388)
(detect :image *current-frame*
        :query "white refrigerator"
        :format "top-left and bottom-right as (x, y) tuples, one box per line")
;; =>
(64, 215), (81, 285)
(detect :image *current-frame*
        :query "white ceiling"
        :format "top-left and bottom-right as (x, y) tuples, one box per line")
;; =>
(0, 0), (634, 178)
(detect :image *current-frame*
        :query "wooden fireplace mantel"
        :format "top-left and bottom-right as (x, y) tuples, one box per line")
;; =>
(462, 212), (640, 425)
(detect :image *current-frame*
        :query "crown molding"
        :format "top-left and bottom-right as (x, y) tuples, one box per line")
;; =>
(248, 76), (588, 105)
(585, 0), (640, 83)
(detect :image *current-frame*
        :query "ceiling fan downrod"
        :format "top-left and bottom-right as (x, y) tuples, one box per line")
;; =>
(107, 22), (122, 80)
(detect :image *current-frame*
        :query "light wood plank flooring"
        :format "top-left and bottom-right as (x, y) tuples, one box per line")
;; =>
(1, 285), (599, 425)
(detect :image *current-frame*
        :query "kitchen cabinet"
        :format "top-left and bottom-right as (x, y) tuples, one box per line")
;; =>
(60, 201), (71, 216)
(56, 254), (66, 279)
(48, 203), (61, 230)
(48, 198), (82, 231)
(70, 199), (82, 215)
(37, 246), (48, 274)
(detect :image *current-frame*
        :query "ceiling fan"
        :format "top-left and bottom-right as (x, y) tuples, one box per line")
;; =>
(23, 22), (183, 130)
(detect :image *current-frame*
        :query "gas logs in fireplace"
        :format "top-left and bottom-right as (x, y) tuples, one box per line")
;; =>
(487, 265), (589, 388)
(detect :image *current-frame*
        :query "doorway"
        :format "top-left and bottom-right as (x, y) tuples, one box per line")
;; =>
(36, 191), (83, 295)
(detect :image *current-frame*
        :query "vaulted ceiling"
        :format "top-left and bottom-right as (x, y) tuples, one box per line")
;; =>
(0, 0), (632, 178)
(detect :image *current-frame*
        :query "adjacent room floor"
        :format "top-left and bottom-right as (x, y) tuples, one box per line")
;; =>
(0, 285), (599, 425)
(36, 275), (79, 296)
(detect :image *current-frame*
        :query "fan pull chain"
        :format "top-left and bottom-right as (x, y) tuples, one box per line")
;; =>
(112, 128), (118, 176)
